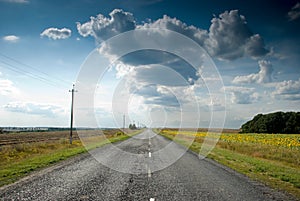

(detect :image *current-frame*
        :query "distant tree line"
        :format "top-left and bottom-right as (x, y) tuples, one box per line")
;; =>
(241, 111), (300, 134)
(129, 123), (137, 130)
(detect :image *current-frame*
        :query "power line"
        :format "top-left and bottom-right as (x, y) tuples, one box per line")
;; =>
(0, 61), (61, 88)
(0, 53), (71, 86)
(0, 53), (72, 88)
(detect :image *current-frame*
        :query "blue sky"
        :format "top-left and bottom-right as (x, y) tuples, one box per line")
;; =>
(0, 0), (299, 128)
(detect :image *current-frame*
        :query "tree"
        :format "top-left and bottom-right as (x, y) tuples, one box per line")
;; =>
(240, 111), (300, 134)
(129, 123), (137, 130)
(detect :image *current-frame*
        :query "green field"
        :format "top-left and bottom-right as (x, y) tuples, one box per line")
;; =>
(158, 129), (300, 199)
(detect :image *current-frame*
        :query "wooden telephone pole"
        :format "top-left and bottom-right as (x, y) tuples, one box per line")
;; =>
(69, 84), (77, 144)
(123, 114), (125, 132)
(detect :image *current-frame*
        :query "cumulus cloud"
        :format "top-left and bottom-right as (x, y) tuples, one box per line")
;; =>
(114, 62), (134, 78)
(128, 63), (196, 86)
(3, 35), (20, 43)
(97, 33), (204, 110)
(226, 86), (259, 104)
(124, 64), (196, 107)
(40, 27), (71, 40)
(78, 9), (267, 109)
(78, 9), (268, 60)
(107, 52), (190, 81)
(143, 91), (180, 107)
(101, 47), (200, 98)
(139, 84), (197, 108)
(288, 2), (300, 21)
(206, 10), (268, 60)
(206, 10), (249, 60)
(77, 9), (136, 41)
(245, 34), (269, 59)
(139, 15), (208, 47)
(273, 78), (300, 100)
(100, 48), (199, 83)
(232, 60), (273, 84)
(3, 102), (64, 117)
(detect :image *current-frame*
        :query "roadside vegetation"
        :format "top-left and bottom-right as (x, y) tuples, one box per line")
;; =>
(0, 129), (141, 187)
(158, 128), (300, 199)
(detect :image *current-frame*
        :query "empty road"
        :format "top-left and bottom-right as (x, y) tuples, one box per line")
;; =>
(0, 130), (294, 201)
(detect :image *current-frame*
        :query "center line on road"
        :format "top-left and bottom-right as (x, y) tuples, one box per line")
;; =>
(148, 168), (151, 178)
(150, 198), (155, 201)
(148, 152), (151, 158)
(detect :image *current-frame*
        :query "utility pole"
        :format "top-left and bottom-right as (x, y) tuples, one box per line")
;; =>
(69, 84), (77, 144)
(123, 114), (125, 132)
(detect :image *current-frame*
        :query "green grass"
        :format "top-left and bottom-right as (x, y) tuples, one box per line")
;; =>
(0, 141), (84, 186)
(158, 130), (300, 199)
(0, 129), (143, 187)
(209, 147), (300, 192)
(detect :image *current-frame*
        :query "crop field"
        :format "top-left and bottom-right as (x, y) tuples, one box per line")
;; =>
(158, 128), (300, 198)
(0, 129), (140, 187)
(0, 129), (132, 145)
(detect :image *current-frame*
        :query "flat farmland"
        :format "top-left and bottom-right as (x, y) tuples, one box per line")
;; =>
(0, 129), (130, 145)
(0, 129), (140, 187)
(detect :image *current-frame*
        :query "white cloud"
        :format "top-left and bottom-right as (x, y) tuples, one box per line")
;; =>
(139, 15), (208, 47)
(232, 60), (273, 84)
(114, 62), (134, 78)
(108, 62), (202, 111)
(200, 99), (226, 112)
(40, 27), (71, 40)
(273, 78), (300, 100)
(127, 64), (195, 87)
(77, 9), (136, 42)
(0, 78), (20, 97)
(288, 2), (300, 21)
(206, 10), (268, 60)
(0, 0), (29, 3)
(78, 9), (268, 61)
(78, 9), (268, 114)
(124, 66), (191, 107)
(3, 102), (65, 117)
(226, 86), (260, 104)
(3, 35), (20, 43)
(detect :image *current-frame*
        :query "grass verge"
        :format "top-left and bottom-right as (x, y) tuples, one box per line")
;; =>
(0, 129), (143, 187)
(158, 129), (300, 199)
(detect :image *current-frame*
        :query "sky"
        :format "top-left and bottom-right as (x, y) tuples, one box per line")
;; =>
(0, 0), (299, 129)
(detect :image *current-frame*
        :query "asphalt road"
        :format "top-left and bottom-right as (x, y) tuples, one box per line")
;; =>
(0, 130), (295, 201)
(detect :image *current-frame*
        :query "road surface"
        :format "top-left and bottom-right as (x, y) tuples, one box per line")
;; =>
(0, 130), (295, 201)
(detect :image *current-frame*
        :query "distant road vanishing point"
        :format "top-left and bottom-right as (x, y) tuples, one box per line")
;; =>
(0, 130), (293, 201)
